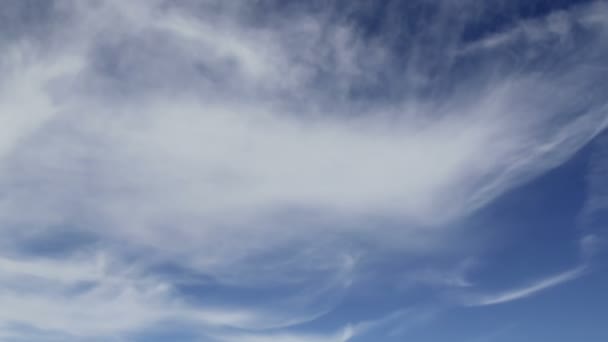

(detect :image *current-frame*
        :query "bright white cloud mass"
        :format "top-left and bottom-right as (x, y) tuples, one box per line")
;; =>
(0, 0), (607, 341)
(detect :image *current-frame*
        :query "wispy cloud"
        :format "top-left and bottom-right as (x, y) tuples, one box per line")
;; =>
(464, 265), (587, 306)
(212, 308), (435, 342)
(0, 0), (607, 339)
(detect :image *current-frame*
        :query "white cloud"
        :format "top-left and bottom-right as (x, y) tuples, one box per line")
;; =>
(464, 266), (586, 306)
(0, 0), (607, 339)
(212, 308), (434, 342)
(0, 251), (348, 338)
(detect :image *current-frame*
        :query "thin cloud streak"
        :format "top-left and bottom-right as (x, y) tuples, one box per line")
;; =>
(466, 266), (587, 306)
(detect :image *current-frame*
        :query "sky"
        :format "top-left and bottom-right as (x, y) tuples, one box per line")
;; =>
(0, 0), (607, 341)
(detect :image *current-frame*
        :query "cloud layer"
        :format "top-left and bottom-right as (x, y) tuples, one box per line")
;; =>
(0, 0), (607, 340)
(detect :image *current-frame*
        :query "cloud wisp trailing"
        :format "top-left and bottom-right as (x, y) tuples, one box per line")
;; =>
(0, 0), (607, 340)
(464, 265), (587, 307)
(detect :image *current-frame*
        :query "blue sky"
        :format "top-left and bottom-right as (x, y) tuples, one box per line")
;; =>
(0, 0), (607, 341)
